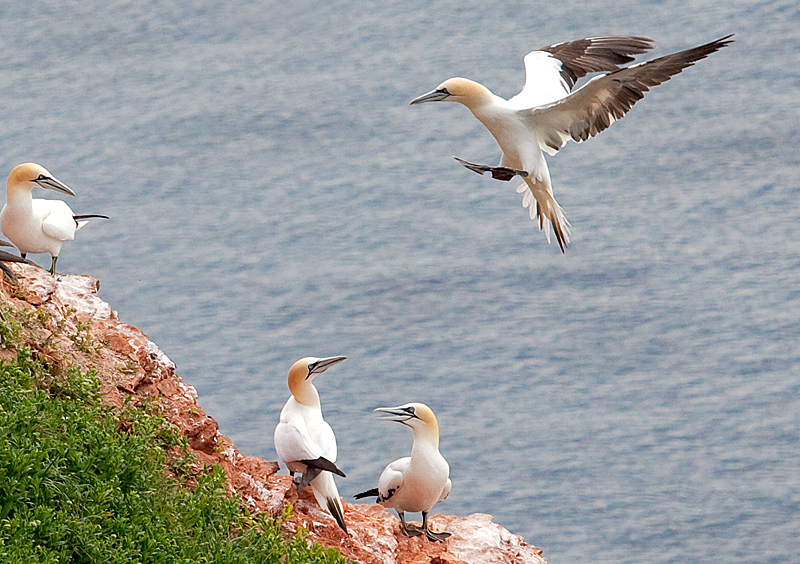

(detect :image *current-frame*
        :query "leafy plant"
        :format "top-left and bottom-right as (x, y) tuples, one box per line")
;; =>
(0, 347), (349, 564)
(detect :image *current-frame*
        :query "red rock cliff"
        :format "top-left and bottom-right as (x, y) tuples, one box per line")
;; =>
(0, 263), (547, 564)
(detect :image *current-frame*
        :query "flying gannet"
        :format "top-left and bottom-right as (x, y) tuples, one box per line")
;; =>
(0, 163), (108, 274)
(410, 35), (734, 252)
(274, 356), (349, 533)
(354, 403), (451, 542)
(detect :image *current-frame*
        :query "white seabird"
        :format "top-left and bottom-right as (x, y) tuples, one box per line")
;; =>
(274, 356), (348, 533)
(410, 35), (734, 252)
(0, 163), (108, 274)
(354, 403), (452, 542)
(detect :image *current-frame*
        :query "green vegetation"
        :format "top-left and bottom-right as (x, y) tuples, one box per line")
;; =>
(0, 345), (348, 564)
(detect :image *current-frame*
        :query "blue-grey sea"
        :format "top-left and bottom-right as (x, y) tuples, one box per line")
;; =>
(2, 1), (798, 562)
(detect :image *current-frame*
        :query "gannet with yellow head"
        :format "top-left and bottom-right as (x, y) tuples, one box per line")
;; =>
(410, 35), (734, 252)
(354, 402), (451, 542)
(274, 356), (348, 533)
(0, 163), (108, 274)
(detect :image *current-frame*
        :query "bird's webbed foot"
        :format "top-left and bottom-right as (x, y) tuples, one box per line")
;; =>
(398, 512), (424, 538)
(421, 511), (450, 542)
(424, 528), (452, 542)
(454, 157), (528, 181)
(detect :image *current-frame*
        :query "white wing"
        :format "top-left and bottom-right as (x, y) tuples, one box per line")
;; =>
(306, 418), (338, 462)
(377, 456), (410, 503)
(37, 200), (77, 242)
(508, 50), (571, 110)
(509, 36), (656, 111)
(438, 478), (452, 502)
(274, 417), (323, 465)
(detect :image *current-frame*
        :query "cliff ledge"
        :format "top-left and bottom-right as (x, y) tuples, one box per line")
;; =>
(1, 263), (547, 564)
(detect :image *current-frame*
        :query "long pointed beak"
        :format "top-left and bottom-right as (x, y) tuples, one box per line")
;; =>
(34, 175), (75, 197)
(308, 355), (346, 376)
(374, 405), (416, 422)
(409, 88), (451, 105)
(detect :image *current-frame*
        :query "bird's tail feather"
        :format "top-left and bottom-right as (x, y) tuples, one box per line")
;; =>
(516, 179), (570, 252)
(311, 472), (348, 533)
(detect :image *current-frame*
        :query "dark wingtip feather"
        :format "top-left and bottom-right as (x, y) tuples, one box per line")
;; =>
(327, 498), (348, 534)
(353, 488), (379, 500)
(300, 456), (346, 478)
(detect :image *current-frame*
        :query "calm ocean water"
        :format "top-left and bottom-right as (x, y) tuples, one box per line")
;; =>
(1, 1), (799, 562)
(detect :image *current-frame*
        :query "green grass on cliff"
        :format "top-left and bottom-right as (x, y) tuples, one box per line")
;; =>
(0, 347), (347, 564)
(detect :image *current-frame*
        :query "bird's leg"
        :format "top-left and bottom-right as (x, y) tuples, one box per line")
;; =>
(454, 157), (528, 181)
(49, 256), (57, 276)
(398, 512), (423, 537)
(421, 511), (451, 542)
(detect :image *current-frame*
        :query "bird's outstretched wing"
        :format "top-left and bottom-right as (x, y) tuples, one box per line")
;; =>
(525, 35), (734, 155)
(538, 36), (656, 89)
(510, 36), (656, 109)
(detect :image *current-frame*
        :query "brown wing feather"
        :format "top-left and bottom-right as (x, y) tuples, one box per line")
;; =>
(539, 36), (656, 89)
(532, 35), (734, 150)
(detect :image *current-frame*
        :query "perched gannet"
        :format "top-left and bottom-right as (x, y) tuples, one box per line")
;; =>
(354, 403), (451, 542)
(410, 35), (734, 251)
(274, 356), (348, 533)
(0, 163), (108, 275)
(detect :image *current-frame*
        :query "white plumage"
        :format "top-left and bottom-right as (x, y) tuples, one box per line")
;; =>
(355, 403), (451, 542)
(274, 356), (348, 533)
(1, 162), (107, 274)
(411, 35), (733, 252)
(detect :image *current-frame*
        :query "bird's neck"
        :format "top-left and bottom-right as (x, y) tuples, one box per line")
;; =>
(459, 80), (504, 114)
(289, 379), (320, 408)
(411, 427), (440, 453)
(5, 186), (33, 212)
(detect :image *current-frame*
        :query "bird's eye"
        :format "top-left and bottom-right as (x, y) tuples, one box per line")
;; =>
(406, 406), (416, 415)
(36, 174), (46, 180)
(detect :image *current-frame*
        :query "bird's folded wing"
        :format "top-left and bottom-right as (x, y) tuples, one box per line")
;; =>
(377, 457), (409, 501)
(438, 478), (452, 502)
(274, 422), (323, 463)
(39, 202), (77, 241)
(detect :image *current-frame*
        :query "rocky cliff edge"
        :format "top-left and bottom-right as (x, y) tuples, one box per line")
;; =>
(0, 264), (547, 564)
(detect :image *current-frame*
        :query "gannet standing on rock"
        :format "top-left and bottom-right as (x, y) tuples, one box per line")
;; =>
(274, 356), (348, 533)
(410, 35), (734, 252)
(0, 163), (108, 274)
(354, 403), (452, 542)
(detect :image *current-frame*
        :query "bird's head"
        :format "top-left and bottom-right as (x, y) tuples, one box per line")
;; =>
(7, 163), (75, 196)
(374, 402), (440, 440)
(287, 356), (346, 404)
(410, 77), (492, 110)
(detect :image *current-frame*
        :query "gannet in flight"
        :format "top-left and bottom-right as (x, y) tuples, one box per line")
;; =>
(354, 403), (451, 542)
(274, 356), (348, 533)
(0, 163), (108, 274)
(410, 35), (734, 252)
